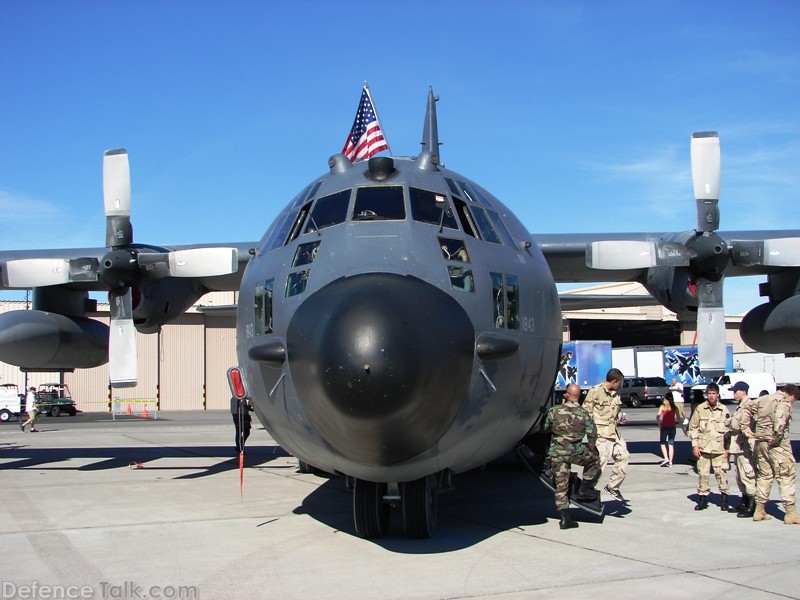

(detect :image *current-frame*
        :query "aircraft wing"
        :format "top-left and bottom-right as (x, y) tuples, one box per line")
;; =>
(536, 228), (800, 366)
(534, 230), (800, 283)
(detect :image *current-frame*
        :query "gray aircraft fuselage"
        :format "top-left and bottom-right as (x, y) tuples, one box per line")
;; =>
(237, 153), (561, 483)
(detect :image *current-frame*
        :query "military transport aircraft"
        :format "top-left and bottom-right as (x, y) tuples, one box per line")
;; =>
(1, 89), (799, 539)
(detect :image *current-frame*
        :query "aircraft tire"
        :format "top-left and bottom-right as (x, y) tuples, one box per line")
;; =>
(402, 474), (438, 539)
(353, 479), (389, 539)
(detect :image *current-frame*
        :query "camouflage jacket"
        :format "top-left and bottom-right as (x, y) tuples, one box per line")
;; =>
(544, 400), (597, 458)
(727, 396), (757, 454)
(740, 391), (793, 447)
(582, 383), (622, 440)
(688, 400), (731, 454)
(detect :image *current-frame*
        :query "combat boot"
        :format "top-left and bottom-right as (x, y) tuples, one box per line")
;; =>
(733, 494), (749, 515)
(737, 495), (755, 518)
(574, 480), (600, 502)
(694, 495), (708, 510)
(783, 504), (800, 525)
(559, 510), (578, 530)
(753, 501), (772, 521)
(719, 493), (729, 512)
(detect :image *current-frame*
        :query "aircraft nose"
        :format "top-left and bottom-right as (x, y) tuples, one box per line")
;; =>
(287, 273), (475, 466)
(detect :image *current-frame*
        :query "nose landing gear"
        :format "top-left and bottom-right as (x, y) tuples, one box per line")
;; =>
(352, 473), (443, 539)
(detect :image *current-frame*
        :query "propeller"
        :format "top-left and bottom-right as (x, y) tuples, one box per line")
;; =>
(3, 149), (239, 388)
(585, 132), (727, 376)
(688, 132), (726, 376)
(586, 132), (800, 375)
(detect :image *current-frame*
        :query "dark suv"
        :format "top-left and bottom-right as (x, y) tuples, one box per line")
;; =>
(619, 376), (669, 408)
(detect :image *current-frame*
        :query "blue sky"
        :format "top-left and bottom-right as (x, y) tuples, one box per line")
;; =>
(1, 0), (798, 314)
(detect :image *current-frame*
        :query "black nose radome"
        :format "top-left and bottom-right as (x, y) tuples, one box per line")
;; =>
(287, 273), (475, 466)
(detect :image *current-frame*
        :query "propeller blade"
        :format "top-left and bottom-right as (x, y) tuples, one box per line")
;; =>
(108, 288), (138, 388)
(587, 241), (689, 269)
(103, 149), (133, 247)
(2, 258), (71, 287)
(137, 248), (239, 278)
(694, 277), (726, 378)
(731, 237), (800, 267)
(691, 132), (720, 232)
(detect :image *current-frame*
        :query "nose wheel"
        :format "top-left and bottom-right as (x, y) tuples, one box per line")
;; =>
(402, 474), (438, 539)
(352, 474), (440, 539)
(353, 479), (390, 539)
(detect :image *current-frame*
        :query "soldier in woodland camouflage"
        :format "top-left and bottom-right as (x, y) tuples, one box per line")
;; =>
(739, 384), (800, 524)
(543, 383), (601, 530)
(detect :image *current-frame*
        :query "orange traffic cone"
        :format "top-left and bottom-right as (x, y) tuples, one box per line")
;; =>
(126, 404), (132, 415)
(142, 405), (149, 419)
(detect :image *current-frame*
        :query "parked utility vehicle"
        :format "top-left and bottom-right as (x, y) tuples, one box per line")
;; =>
(0, 383), (23, 422)
(35, 383), (78, 417)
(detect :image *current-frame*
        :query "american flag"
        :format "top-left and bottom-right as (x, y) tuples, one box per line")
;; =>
(342, 86), (389, 162)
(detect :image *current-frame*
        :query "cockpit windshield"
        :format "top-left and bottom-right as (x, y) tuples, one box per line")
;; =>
(352, 186), (405, 221)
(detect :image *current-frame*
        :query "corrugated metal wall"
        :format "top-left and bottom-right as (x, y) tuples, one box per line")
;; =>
(205, 315), (238, 409)
(0, 293), (238, 412)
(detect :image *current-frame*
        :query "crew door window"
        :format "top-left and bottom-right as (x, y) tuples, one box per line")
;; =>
(254, 279), (274, 334)
(490, 272), (520, 329)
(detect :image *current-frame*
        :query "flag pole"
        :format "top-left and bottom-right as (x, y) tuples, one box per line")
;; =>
(364, 83), (392, 156)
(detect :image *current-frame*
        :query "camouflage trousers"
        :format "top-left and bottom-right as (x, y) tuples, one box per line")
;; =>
(755, 441), (797, 506)
(551, 447), (600, 510)
(729, 450), (757, 497)
(596, 437), (629, 490)
(697, 452), (729, 496)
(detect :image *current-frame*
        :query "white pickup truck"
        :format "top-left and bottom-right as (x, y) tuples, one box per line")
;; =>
(0, 383), (23, 422)
(689, 372), (777, 403)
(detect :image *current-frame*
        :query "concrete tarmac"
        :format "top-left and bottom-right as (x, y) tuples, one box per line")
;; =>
(1, 408), (799, 600)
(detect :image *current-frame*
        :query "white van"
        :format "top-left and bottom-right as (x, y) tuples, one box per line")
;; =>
(690, 372), (776, 403)
(0, 384), (23, 422)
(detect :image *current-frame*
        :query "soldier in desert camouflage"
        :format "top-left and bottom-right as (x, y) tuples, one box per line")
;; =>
(688, 382), (731, 511)
(543, 383), (601, 530)
(739, 384), (800, 524)
(725, 381), (758, 517)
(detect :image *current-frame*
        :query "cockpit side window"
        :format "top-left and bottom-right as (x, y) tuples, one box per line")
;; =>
(487, 209), (518, 248)
(286, 202), (312, 244)
(410, 187), (458, 229)
(352, 186), (405, 221)
(452, 197), (478, 238)
(444, 177), (461, 197)
(263, 211), (298, 252)
(438, 237), (469, 262)
(305, 189), (350, 233)
(289, 180), (324, 210)
(470, 207), (502, 244)
(456, 180), (492, 206)
(292, 241), (321, 267)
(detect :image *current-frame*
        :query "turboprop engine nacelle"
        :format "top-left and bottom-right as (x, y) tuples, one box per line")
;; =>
(0, 310), (109, 370)
(740, 296), (800, 356)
